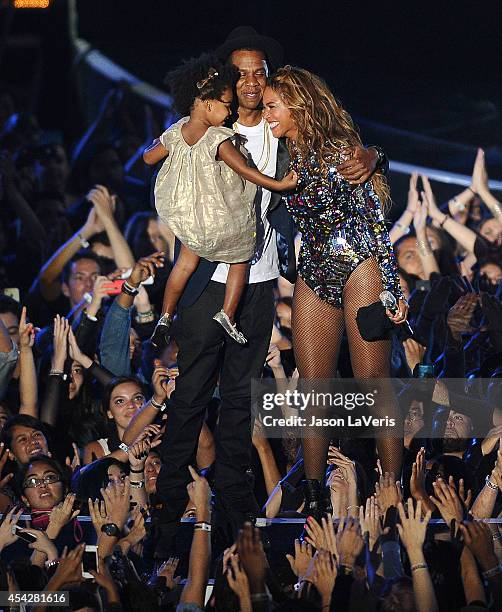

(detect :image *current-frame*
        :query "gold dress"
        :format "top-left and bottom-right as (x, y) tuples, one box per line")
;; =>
(154, 117), (257, 263)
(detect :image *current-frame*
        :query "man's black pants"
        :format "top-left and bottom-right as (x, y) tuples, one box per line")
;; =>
(154, 280), (275, 556)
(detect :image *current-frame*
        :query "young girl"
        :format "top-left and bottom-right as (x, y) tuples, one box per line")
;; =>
(143, 54), (296, 348)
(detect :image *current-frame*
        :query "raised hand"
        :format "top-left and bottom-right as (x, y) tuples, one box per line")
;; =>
(127, 439), (151, 473)
(186, 466), (211, 518)
(0, 442), (14, 489)
(49, 543), (85, 589)
(236, 522), (267, 591)
(120, 506), (146, 549)
(375, 472), (402, 516)
(406, 172), (420, 215)
(310, 550), (337, 607)
(0, 506), (23, 550)
(447, 293), (478, 340)
(303, 516), (328, 551)
(410, 448), (435, 514)
(86, 184), (116, 223)
(128, 252), (165, 288)
(88, 497), (108, 535)
(67, 328), (92, 369)
(459, 520), (499, 572)
(65, 442), (81, 472)
(336, 517), (364, 570)
(396, 498), (431, 556)
(46, 493), (80, 540)
(22, 528), (58, 560)
(157, 557), (181, 590)
(286, 539), (314, 580)
(430, 478), (465, 528)
(18, 307), (35, 350)
(101, 478), (131, 531)
(470, 148), (488, 197)
(52, 315), (69, 372)
(359, 496), (382, 549)
(226, 553), (251, 605)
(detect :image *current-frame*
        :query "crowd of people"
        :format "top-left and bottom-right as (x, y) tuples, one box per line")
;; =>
(0, 23), (501, 612)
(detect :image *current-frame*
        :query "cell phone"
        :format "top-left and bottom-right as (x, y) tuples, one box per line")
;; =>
(82, 545), (98, 579)
(3, 288), (20, 302)
(105, 280), (125, 295)
(417, 364), (435, 378)
(14, 525), (38, 544)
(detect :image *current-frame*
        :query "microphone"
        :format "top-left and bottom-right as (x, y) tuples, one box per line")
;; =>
(379, 291), (414, 337)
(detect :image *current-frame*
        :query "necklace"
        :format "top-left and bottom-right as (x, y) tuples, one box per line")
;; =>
(233, 119), (271, 173)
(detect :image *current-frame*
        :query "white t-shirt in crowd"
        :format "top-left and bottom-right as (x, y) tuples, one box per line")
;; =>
(211, 119), (280, 284)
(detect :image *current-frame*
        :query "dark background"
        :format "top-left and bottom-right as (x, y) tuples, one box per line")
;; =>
(1, 0), (502, 185)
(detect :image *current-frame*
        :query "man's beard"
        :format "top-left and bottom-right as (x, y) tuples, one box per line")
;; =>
(442, 437), (470, 453)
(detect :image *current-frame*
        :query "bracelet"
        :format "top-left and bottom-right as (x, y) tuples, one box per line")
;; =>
(346, 505), (359, 512)
(49, 370), (67, 380)
(194, 522), (211, 532)
(440, 214), (449, 228)
(44, 559), (59, 570)
(482, 563), (502, 579)
(411, 563), (428, 572)
(77, 232), (90, 248)
(417, 240), (432, 256)
(119, 442), (129, 454)
(467, 186), (477, 196)
(121, 281), (139, 296)
(394, 222), (410, 235)
(485, 475), (499, 491)
(151, 397), (167, 412)
(130, 480), (144, 489)
(135, 309), (154, 319)
(129, 467), (144, 474)
(84, 310), (98, 322)
(250, 593), (270, 603)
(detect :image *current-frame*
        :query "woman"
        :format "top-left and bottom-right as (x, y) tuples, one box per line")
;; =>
(83, 377), (147, 464)
(263, 67), (407, 516)
(16, 455), (81, 552)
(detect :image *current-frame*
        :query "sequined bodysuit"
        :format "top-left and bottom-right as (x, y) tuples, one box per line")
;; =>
(286, 150), (402, 308)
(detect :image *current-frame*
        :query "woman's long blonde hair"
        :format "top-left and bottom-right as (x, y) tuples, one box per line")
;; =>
(268, 66), (390, 205)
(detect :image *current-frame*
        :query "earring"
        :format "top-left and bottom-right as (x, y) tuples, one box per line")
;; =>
(207, 102), (212, 111)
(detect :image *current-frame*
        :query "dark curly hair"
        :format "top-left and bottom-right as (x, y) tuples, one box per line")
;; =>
(164, 52), (238, 117)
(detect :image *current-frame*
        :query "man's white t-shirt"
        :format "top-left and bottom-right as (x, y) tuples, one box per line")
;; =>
(211, 119), (280, 284)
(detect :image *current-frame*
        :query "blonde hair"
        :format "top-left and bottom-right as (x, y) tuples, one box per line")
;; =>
(268, 66), (390, 206)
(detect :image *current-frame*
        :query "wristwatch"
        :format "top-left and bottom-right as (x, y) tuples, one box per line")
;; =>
(101, 523), (121, 537)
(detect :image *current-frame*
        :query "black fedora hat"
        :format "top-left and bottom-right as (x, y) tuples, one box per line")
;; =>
(215, 26), (284, 71)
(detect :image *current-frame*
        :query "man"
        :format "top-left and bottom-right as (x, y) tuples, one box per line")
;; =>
(129, 26), (384, 557)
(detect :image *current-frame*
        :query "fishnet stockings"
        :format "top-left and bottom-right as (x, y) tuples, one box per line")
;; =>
(292, 257), (403, 482)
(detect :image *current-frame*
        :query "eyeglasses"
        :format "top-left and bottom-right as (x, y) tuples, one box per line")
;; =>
(23, 474), (61, 489)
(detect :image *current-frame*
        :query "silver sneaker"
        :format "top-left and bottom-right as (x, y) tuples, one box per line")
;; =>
(213, 310), (247, 344)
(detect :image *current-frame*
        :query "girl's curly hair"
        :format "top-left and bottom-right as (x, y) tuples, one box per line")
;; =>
(267, 65), (390, 207)
(165, 52), (239, 117)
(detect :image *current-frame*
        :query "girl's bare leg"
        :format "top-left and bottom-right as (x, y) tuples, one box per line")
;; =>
(161, 245), (201, 316)
(222, 263), (248, 322)
(213, 262), (249, 344)
(151, 245), (200, 348)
